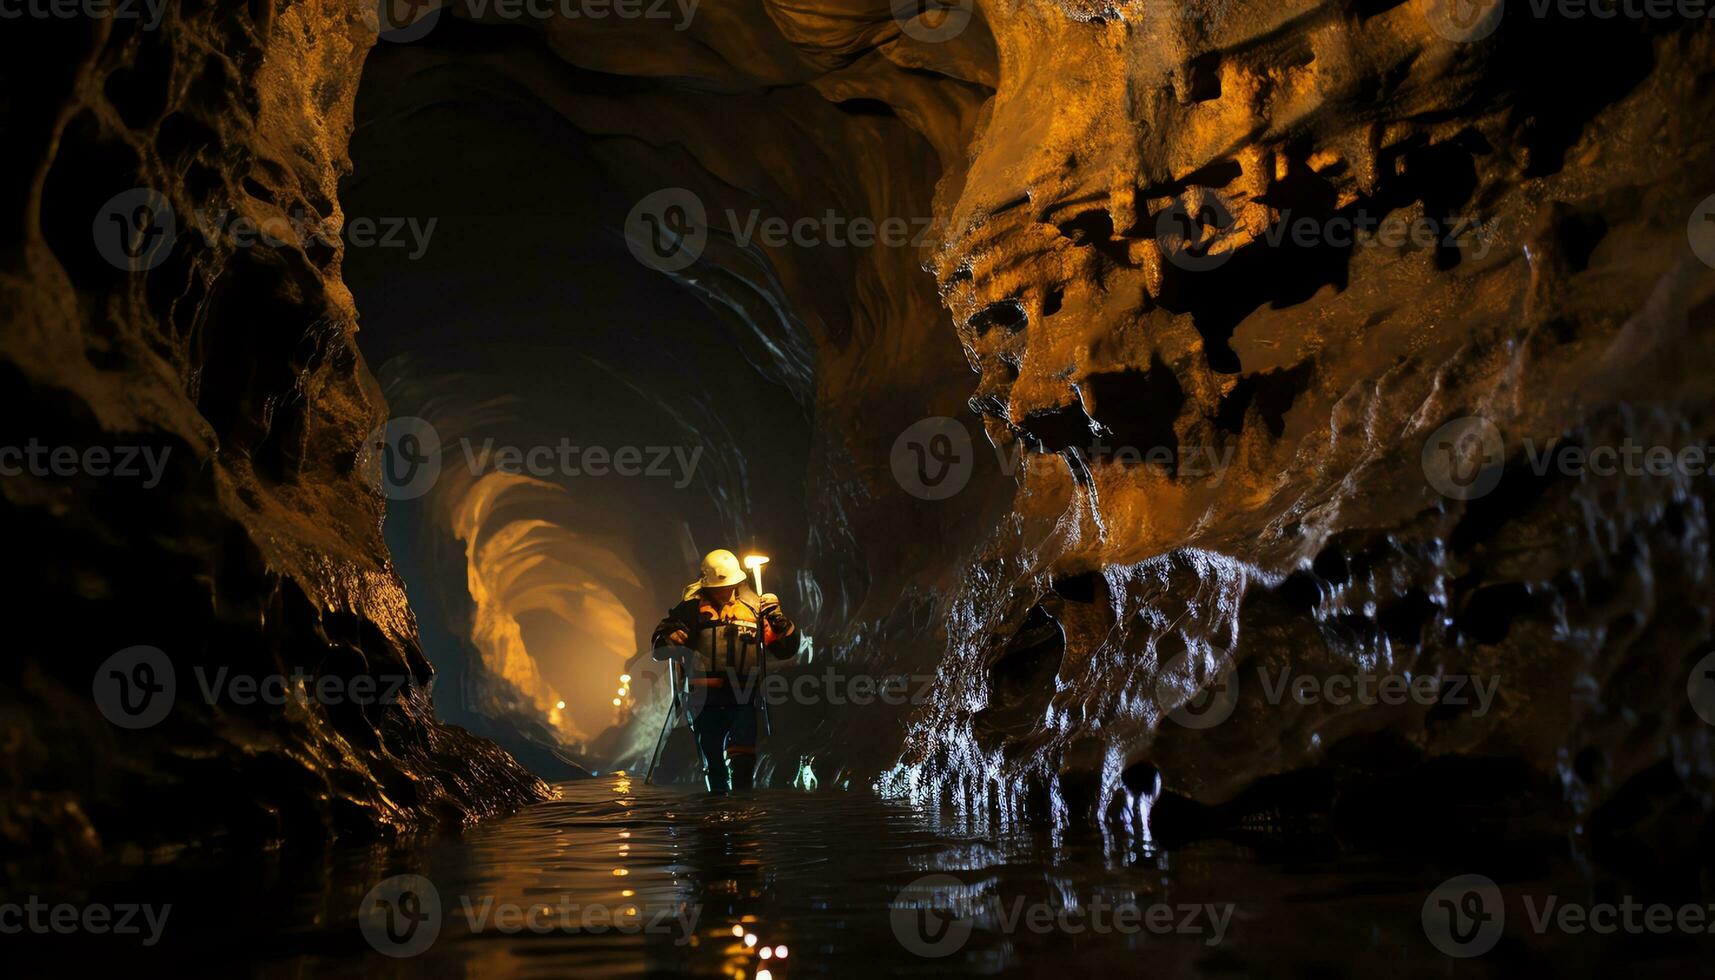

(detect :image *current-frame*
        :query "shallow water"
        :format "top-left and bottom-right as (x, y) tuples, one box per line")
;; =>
(14, 776), (1713, 977)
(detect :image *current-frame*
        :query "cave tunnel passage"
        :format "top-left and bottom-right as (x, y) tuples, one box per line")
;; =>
(339, 20), (814, 776)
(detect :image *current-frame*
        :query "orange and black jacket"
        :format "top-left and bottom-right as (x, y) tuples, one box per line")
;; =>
(651, 583), (799, 704)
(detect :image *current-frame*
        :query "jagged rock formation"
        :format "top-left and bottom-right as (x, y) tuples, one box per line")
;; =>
(0, 1), (545, 886)
(902, 2), (1715, 848)
(6, 0), (1715, 879)
(346, 2), (1715, 853)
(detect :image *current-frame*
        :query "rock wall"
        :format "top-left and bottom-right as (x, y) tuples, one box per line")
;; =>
(898, 1), (1715, 846)
(7, 0), (1714, 876)
(0, 1), (545, 886)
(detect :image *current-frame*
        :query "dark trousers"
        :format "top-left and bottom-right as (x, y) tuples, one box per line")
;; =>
(690, 705), (759, 793)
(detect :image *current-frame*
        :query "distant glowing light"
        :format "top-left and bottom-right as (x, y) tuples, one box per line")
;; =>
(621, 889), (634, 897)
(612, 868), (629, 876)
(759, 948), (772, 960)
(731, 925), (745, 937)
(613, 697), (623, 706)
(744, 933), (758, 948)
(554, 700), (566, 710)
(620, 673), (631, 683)
(757, 970), (772, 980)
(773, 945), (787, 958)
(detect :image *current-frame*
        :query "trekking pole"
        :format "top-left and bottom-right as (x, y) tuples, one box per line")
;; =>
(645, 657), (681, 785)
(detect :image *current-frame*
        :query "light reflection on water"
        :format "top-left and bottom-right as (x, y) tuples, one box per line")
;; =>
(22, 776), (1713, 977)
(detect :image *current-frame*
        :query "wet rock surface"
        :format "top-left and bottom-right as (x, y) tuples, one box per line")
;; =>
(0, 2), (545, 887)
(6, 0), (1715, 888)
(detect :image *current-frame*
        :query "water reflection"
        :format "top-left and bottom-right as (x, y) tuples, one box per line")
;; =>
(11, 777), (1712, 977)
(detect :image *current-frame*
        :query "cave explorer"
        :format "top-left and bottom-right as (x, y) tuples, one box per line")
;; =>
(652, 549), (799, 794)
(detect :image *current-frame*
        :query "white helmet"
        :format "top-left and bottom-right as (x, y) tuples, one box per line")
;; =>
(698, 549), (746, 588)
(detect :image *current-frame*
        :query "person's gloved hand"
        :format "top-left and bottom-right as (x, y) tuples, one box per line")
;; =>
(652, 621), (692, 660)
(757, 593), (790, 631)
